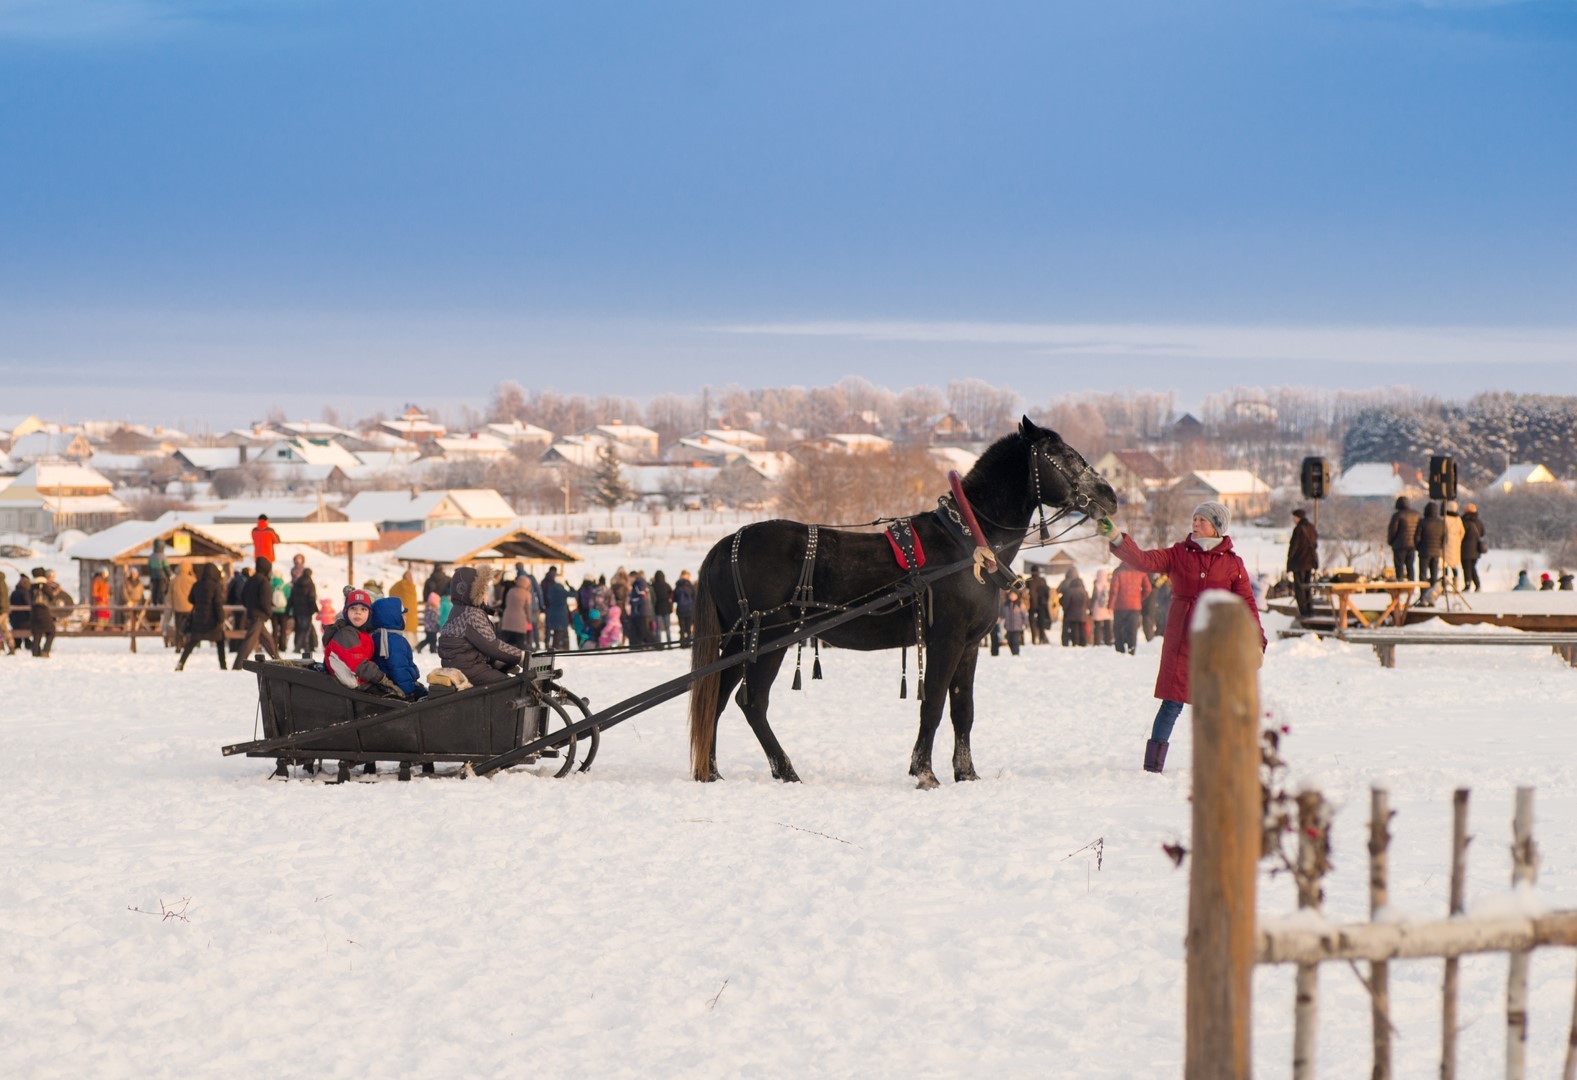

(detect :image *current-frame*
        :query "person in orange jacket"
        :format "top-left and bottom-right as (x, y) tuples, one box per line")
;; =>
(251, 514), (281, 564)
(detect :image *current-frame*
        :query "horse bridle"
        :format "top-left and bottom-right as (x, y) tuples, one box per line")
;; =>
(1028, 437), (1103, 532)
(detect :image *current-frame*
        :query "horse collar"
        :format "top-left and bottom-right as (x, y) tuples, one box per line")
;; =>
(938, 472), (1021, 589)
(945, 471), (995, 568)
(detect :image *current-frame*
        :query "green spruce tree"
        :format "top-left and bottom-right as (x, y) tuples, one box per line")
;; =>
(586, 444), (634, 524)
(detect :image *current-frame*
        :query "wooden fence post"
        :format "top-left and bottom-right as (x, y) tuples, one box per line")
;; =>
(1508, 787), (1536, 1080)
(1185, 596), (1261, 1080)
(1369, 787), (1392, 1079)
(1442, 788), (1470, 1080)
(1293, 790), (1330, 1080)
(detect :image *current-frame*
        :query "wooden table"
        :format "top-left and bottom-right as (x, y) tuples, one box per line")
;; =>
(1325, 581), (1430, 631)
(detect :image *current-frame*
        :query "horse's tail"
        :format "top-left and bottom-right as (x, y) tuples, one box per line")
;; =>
(688, 572), (723, 781)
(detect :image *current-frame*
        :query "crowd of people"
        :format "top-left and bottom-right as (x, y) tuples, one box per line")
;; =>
(1, 567), (65, 657)
(990, 564), (1171, 657)
(1385, 497), (1486, 592)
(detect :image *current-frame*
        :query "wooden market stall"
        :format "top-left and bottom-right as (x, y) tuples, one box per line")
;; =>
(392, 524), (581, 576)
(67, 521), (248, 646)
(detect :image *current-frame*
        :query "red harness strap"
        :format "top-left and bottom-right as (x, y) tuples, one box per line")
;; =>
(884, 518), (926, 571)
(948, 470), (997, 572)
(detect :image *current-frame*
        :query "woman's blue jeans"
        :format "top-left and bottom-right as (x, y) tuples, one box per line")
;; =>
(1151, 699), (1185, 742)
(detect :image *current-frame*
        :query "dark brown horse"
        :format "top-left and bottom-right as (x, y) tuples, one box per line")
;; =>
(687, 417), (1117, 788)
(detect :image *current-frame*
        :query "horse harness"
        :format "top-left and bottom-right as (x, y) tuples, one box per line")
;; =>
(723, 468), (1049, 703)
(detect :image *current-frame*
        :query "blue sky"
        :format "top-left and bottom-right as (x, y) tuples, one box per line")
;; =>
(1, 0), (1574, 426)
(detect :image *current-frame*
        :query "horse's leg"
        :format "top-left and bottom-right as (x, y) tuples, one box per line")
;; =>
(909, 643), (965, 790)
(707, 661), (744, 782)
(736, 647), (799, 782)
(948, 643), (981, 782)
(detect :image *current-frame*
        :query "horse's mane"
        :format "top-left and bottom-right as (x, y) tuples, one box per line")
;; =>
(962, 423), (1049, 489)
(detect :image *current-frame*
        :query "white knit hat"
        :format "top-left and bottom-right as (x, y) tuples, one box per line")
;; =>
(1192, 501), (1230, 535)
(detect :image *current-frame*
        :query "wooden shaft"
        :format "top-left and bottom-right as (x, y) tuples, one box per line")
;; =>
(1508, 787), (1536, 1080)
(1442, 788), (1469, 1080)
(1184, 598), (1260, 1080)
(1369, 788), (1392, 1080)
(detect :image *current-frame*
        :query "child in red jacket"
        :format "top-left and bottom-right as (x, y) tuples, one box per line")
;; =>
(322, 587), (403, 696)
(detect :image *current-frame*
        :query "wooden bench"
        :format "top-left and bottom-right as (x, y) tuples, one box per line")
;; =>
(1339, 630), (1577, 669)
(9, 604), (256, 653)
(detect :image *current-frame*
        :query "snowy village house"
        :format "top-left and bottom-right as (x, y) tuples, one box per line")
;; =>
(1094, 449), (1174, 507)
(342, 488), (517, 548)
(0, 461), (133, 538)
(1168, 469), (1274, 520)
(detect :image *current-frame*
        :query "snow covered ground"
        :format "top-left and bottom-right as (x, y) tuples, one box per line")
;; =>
(4, 529), (1577, 1077)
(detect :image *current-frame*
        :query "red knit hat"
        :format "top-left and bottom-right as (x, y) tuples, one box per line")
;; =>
(343, 587), (373, 610)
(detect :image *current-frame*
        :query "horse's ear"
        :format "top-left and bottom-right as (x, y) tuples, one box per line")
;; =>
(1019, 415), (1035, 439)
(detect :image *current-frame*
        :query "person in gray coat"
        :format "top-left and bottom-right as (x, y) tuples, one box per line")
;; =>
(438, 565), (525, 686)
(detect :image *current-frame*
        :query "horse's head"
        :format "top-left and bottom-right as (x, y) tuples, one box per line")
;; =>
(1019, 416), (1118, 519)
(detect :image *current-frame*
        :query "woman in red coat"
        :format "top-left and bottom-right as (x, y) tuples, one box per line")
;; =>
(1097, 501), (1266, 774)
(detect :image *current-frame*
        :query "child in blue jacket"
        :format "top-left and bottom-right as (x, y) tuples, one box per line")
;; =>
(369, 595), (427, 700)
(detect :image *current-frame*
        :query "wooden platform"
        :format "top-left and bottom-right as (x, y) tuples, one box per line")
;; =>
(1277, 626), (1577, 669)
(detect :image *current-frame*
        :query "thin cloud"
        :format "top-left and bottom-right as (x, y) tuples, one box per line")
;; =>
(711, 320), (1577, 369)
(0, 0), (190, 39)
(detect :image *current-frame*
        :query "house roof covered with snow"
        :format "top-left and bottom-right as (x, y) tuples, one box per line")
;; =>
(428, 433), (512, 457)
(1173, 470), (1271, 496)
(67, 520), (244, 563)
(585, 422), (659, 442)
(175, 447), (248, 471)
(0, 414), (45, 441)
(1334, 462), (1408, 499)
(393, 525), (579, 566)
(342, 488), (516, 527)
(1489, 463), (1556, 491)
(1108, 449), (1171, 480)
(257, 438), (361, 468)
(8, 431), (93, 461)
(688, 428), (766, 448)
(6, 461), (115, 494)
(483, 421), (554, 443)
(278, 421), (358, 439)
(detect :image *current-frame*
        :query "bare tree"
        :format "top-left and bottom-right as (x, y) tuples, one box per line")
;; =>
(485, 447), (552, 511)
(487, 380), (528, 423)
(947, 378), (1019, 438)
(125, 492), (192, 519)
(709, 465), (771, 510)
(644, 393), (704, 446)
(895, 385), (948, 440)
(777, 446), (949, 525)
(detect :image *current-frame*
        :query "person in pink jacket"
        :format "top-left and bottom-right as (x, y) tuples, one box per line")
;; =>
(1097, 501), (1266, 774)
(597, 602), (623, 649)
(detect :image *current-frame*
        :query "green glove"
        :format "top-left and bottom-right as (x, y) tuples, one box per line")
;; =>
(1096, 517), (1119, 539)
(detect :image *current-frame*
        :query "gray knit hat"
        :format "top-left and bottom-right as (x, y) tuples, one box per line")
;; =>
(1192, 501), (1230, 536)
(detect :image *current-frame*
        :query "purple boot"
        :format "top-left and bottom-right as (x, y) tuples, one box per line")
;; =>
(1144, 738), (1169, 774)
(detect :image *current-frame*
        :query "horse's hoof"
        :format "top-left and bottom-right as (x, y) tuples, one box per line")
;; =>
(954, 769), (979, 783)
(779, 768), (801, 783)
(915, 772), (940, 791)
